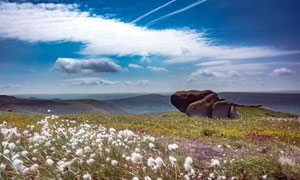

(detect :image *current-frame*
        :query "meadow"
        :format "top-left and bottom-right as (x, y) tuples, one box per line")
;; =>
(0, 106), (300, 179)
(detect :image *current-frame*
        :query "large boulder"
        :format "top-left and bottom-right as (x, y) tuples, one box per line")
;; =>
(211, 100), (233, 119)
(186, 93), (219, 117)
(171, 90), (213, 113)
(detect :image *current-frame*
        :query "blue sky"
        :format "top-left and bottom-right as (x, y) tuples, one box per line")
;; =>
(0, 0), (300, 94)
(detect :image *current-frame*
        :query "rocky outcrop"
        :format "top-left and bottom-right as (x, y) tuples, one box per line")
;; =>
(171, 90), (240, 119)
(171, 90), (213, 113)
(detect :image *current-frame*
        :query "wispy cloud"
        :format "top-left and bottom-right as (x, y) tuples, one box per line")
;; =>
(63, 78), (153, 86)
(146, 0), (207, 26)
(270, 68), (293, 76)
(51, 58), (122, 75)
(147, 66), (168, 72)
(0, 2), (298, 64)
(128, 64), (143, 69)
(195, 60), (231, 66)
(131, 0), (177, 24)
(64, 78), (121, 86)
(0, 83), (21, 89)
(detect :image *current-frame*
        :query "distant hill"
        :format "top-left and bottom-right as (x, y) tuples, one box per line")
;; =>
(0, 95), (126, 114)
(108, 94), (176, 114)
(219, 92), (300, 115)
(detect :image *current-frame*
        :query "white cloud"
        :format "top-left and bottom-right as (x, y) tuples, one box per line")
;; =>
(188, 69), (225, 81)
(64, 78), (121, 86)
(147, 66), (168, 72)
(228, 70), (241, 77)
(270, 67), (293, 76)
(51, 58), (122, 75)
(195, 60), (231, 66)
(245, 71), (264, 75)
(0, 83), (21, 89)
(64, 78), (153, 86)
(128, 64), (143, 69)
(0, 2), (298, 63)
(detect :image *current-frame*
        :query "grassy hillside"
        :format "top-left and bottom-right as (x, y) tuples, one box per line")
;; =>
(0, 107), (300, 179)
(0, 95), (126, 114)
(108, 94), (175, 114)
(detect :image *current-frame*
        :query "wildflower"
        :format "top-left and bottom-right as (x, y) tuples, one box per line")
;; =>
(87, 159), (95, 165)
(210, 159), (220, 167)
(111, 160), (118, 166)
(30, 164), (38, 171)
(147, 157), (156, 167)
(21, 151), (28, 156)
(184, 163), (192, 171)
(84, 146), (92, 153)
(209, 173), (215, 178)
(46, 159), (54, 166)
(155, 157), (164, 168)
(217, 176), (226, 180)
(149, 143), (155, 148)
(185, 156), (193, 165)
(76, 149), (83, 156)
(0, 163), (6, 172)
(8, 143), (15, 150)
(168, 143), (178, 151)
(133, 177), (139, 180)
(144, 176), (151, 180)
(3, 149), (10, 155)
(169, 156), (177, 165)
(83, 173), (92, 180)
(131, 152), (143, 163)
(262, 175), (267, 179)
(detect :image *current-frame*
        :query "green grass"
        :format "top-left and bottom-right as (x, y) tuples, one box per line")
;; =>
(1, 107), (300, 179)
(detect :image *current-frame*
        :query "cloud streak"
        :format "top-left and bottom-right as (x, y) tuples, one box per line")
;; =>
(146, 0), (207, 26)
(147, 66), (168, 72)
(270, 68), (293, 76)
(64, 78), (153, 86)
(51, 58), (122, 75)
(0, 2), (298, 64)
(128, 64), (143, 69)
(131, 0), (177, 24)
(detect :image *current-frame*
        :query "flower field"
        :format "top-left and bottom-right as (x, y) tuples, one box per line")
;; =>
(1, 107), (300, 179)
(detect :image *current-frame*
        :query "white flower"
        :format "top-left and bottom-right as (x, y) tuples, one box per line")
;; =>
(157, 178), (162, 180)
(262, 175), (267, 179)
(169, 156), (177, 164)
(132, 177), (139, 180)
(3, 149), (10, 155)
(8, 143), (15, 150)
(209, 173), (215, 178)
(155, 157), (164, 168)
(83, 173), (92, 180)
(131, 152), (143, 163)
(210, 159), (220, 167)
(0, 163), (6, 172)
(168, 143), (178, 151)
(84, 146), (92, 153)
(87, 158), (95, 165)
(147, 157), (156, 167)
(185, 156), (193, 165)
(21, 151), (28, 156)
(111, 160), (118, 166)
(76, 149), (83, 156)
(144, 176), (151, 180)
(217, 176), (226, 180)
(149, 143), (155, 149)
(30, 164), (38, 171)
(46, 159), (54, 166)
(184, 163), (192, 171)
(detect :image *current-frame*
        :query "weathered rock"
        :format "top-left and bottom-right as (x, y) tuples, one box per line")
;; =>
(229, 105), (240, 119)
(171, 90), (213, 113)
(211, 100), (233, 119)
(186, 93), (219, 117)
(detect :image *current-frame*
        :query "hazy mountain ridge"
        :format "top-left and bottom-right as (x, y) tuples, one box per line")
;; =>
(0, 95), (126, 114)
(108, 94), (176, 114)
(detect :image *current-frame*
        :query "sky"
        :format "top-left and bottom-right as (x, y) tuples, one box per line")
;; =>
(0, 0), (300, 94)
